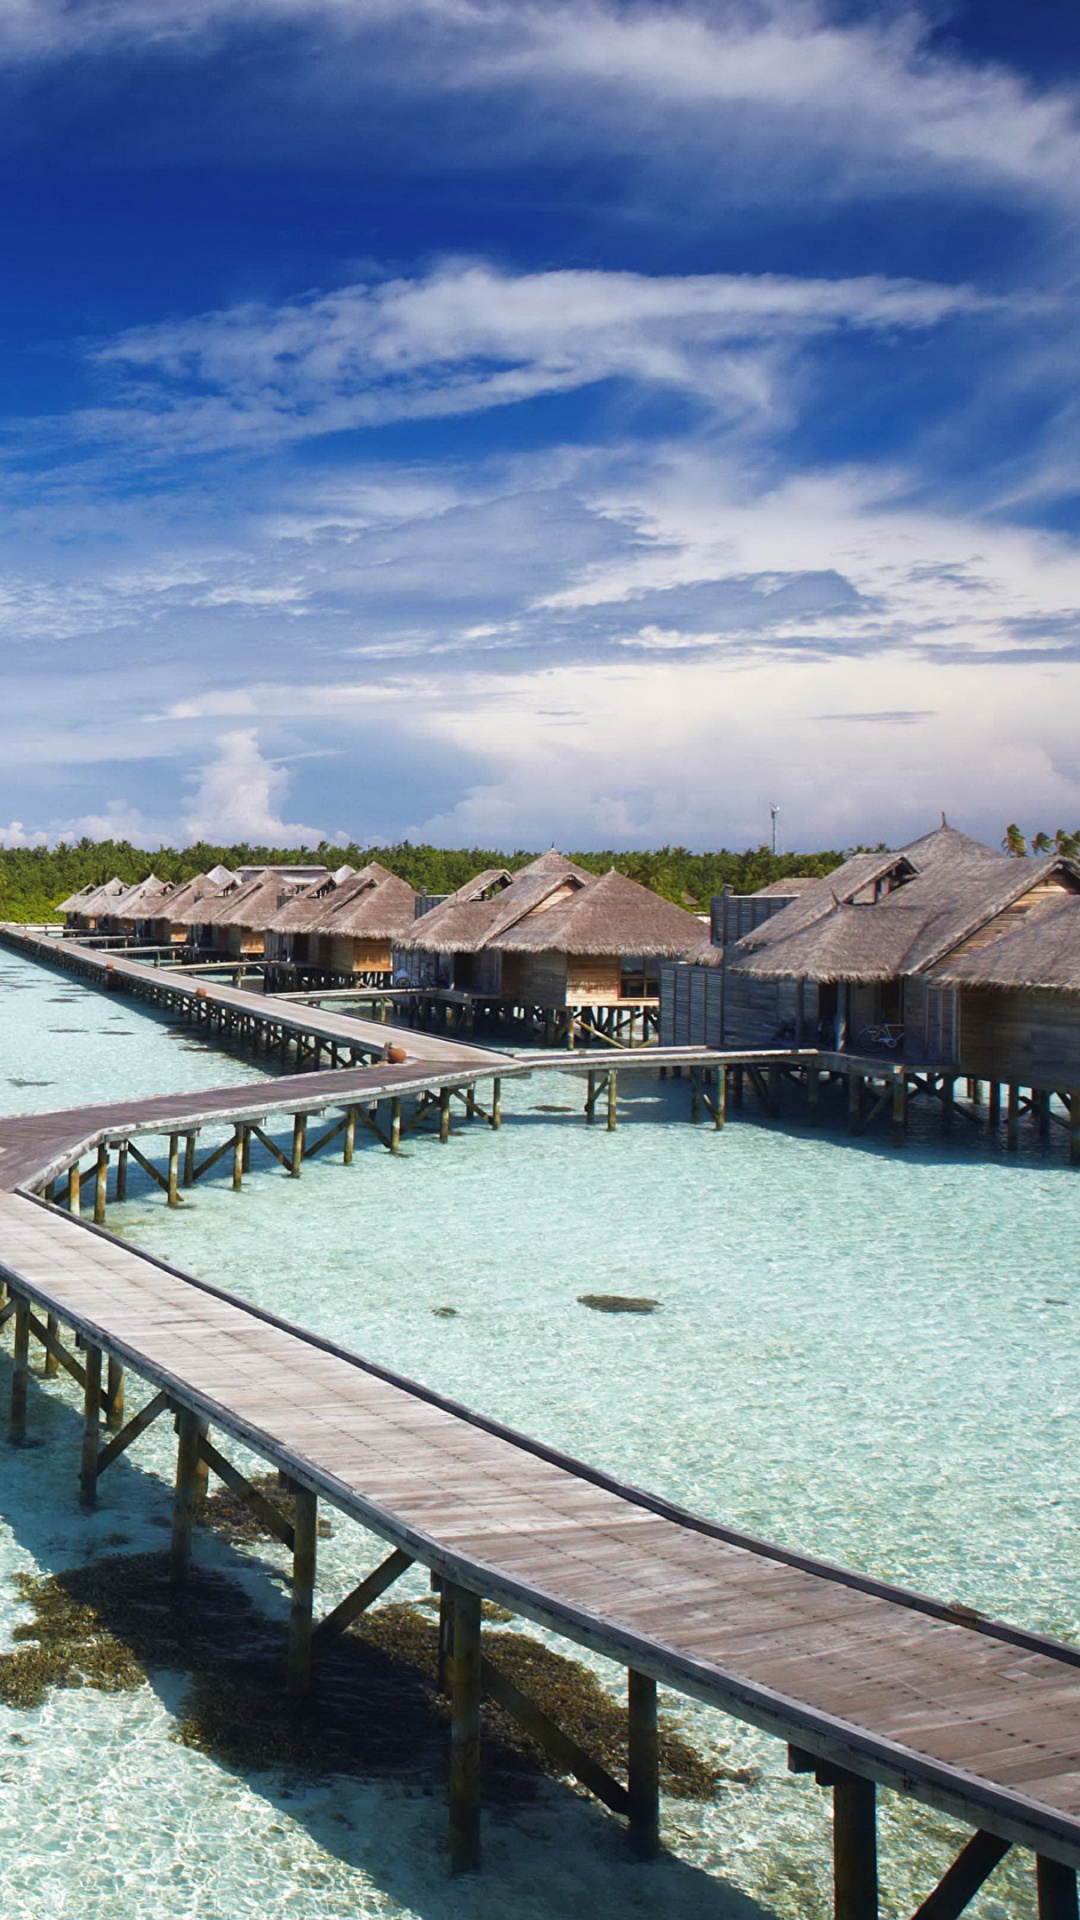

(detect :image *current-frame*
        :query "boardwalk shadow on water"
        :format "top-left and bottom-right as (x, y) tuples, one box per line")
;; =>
(0, 1352), (775, 1920)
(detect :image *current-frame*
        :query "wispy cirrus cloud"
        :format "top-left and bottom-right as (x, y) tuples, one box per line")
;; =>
(80, 260), (992, 455)
(1, 1), (1077, 216)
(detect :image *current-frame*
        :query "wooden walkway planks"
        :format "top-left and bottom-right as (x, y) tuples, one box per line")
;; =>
(2, 1188), (1080, 1868)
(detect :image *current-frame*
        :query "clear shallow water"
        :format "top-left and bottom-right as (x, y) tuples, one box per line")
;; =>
(0, 948), (1076, 1918)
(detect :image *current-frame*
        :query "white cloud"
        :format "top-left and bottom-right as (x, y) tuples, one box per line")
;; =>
(182, 728), (333, 845)
(85, 260), (989, 453)
(1, 1), (1077, 214)
(0, 820), (49, 848)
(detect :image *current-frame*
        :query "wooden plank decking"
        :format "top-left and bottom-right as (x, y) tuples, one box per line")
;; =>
(2, 1186), (1080, 1879)
(2, 923), (1080, 1901)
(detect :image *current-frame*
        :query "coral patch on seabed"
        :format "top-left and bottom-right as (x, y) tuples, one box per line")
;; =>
(1, 1542), (737, 1802)
(578, 1295), (660, 1314)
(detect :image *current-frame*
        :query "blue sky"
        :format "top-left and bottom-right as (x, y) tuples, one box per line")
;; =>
(0, 0), (1078, 852)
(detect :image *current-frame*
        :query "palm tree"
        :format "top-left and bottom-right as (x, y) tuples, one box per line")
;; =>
(1002, 824), (1028, 857)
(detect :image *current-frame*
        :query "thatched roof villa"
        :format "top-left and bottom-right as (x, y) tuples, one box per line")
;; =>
(265, 862), (415, 978)
(56, 876), (129, 931)
(396, 852), (702, 1009)
(140, 866), (237, 946)
(667, 824), (1080, 1073)
(172, 869), (319, 958)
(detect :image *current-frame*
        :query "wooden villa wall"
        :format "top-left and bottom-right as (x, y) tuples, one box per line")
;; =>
(566, 955), (623, 1004)
(501, 951), (567, 1005)
(957, 986), (1080, 1086)
(660, 964), (724, 1046)
(320, 935), (392, 975)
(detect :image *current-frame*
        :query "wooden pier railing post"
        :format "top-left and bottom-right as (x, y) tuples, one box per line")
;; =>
(80, 1344), (102, 1508)
(627, 1669), (660, 1859)
(288, 1487), (318, 1700)
(1037, 1858), (1079, 1920)
(10, 1294), (30, 1442)
(833, 1773), (878, 1920)
(170, 1408), (204, 1587)
(94, 1143), (109, 1224)
(447, 1582), (482, 1873)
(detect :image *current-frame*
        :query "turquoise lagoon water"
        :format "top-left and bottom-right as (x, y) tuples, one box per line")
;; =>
(0, 946), (1077, 1919)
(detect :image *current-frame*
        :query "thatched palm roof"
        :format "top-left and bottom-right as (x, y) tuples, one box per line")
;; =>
(491, 868), (703, 958)
(145, 870), (234, 924)
(730, 825), (1080, 984)
(396, 853), (594, 954)
(55, 881), (106, 913)
(267, 861), (416, 938)
(112, 874), (176, 921)
(60, 876), (128, 916)
(932, 895), (1080, 993)
(173, 870), (314, 932)
(751, 876), (819, 897)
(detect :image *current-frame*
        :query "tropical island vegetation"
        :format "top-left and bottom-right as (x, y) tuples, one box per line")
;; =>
(0, 839), (846, 924)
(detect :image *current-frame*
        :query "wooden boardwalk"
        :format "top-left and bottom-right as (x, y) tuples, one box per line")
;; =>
(2, 926), (1080, 1905)
(3, 1188), (1080, 1907)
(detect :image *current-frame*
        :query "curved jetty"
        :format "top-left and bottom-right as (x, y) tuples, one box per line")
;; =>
(1, 931), (1080, 1912)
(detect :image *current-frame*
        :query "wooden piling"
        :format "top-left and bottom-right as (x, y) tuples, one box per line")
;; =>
(490, 1079), (502, 1131)
(67, 1160), (81, 1217)
(690, 1071), (702, 1125)
(607, 1072), (618, 1132)
(447, 1583), (482, 1873)
(1006, 1083), (1020, 1152)
(43, 1312), (59, 1378)
(390, 1097), (401, 1155)
(627, 1669), (660, 1859)
(343, 1108), (356, 1165)
(167, 1132), (181, 1206)
(585, 1071), (597, 1124)
(183, 1132), (197, 1185)
(290, 1113), (307, 1177)
(1070, 1092), (1080, 1169)
(106, 1356), (125, 1432)
(891, 1074), (907, 1150)
(288, 1487), (318, 1700)
(116, 1141), (128, 1202)
(714, 1067), (726, 1130)
(79, 1344), (102, 1509)
(440, 1087), (451, 1143)
(170, 1409), (204, 1587)
(1037, 1858), (1079, 1920)
(232, 1126), (244, 1191)
(10, 1295), (29, 1442)
(833, 1773), (877, 1920)
(94, 1143), (109, 1225)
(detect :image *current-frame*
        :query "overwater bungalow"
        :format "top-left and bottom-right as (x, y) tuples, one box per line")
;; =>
(266, 861), (415, 983)
(174, 870), (318, 959)
(931, 893), (1080, 1087)
(141, 866), (238, 948)
(397, 852), (703, 1041)
(56, 875), (129, 933)
(665, 824), (1080, 1067)
(108, 874), (178, 942)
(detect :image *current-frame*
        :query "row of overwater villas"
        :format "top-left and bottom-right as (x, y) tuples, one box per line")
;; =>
(55, 853), (710, 1011)
(663, 822), (1080, 1085)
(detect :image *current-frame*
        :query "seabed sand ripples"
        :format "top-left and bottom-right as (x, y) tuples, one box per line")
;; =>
(0, 949), (1076, 1917)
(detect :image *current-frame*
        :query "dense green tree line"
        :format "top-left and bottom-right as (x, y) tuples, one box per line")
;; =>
(0, 838), (845, 923)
